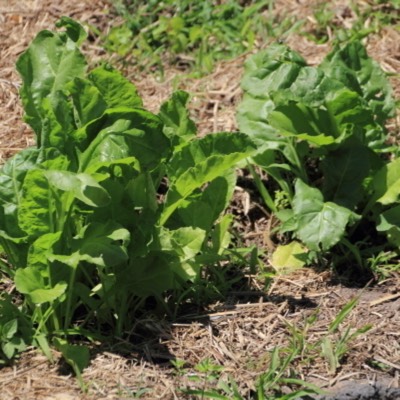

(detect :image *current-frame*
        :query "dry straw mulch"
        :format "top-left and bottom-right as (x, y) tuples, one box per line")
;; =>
(0, 1), (399, 399)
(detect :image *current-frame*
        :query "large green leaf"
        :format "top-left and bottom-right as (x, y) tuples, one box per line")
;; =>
(16, 21), (86, 138)
(52, 221), (130, 269)
(0, 148), (41, 238)
(292, 180), (357, 251)
(14, 267), (67, 305)
(321, 41), (396, 124)
(236, 96), (278, 145)
(88, 65), (143, 109)
(372, 158), (400, 205)
(78, 108), (170, 170)
(321, 142), (372, 208)
(240, 43), (306, 98)
(161, 132), (255, 224)
(45, 170), (111, 207)
(175, 173), (236, 231)
(168, 132), (255, 180)
(67, 77), (107, 127)
(18, 169), (58, 237)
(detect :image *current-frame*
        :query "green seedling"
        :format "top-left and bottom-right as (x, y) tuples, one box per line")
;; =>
(106, 0), (302, 77)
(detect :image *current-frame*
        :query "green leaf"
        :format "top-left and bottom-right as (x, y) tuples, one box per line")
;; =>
(67, 77), (107, 127)
(2, 319), (18, 340)
(292, 180), (357, 251)
(161, 133), (255, 224)
(79, 109), (170, 171)
(321, 142), (372, 208)
(16, 23), (86, 137)
(0, 148), (41, 239)
(211, 214), (233, 256)
(88, 65), (143, 109)
(158, 90), (197, 147)
(329, 296), (359, 333)
(271, 241), (307, 273)
(45, 170), (111, 207)
(236, 95), (277, 144)
(240, 43), (306, 98)
(51, 221), (130, 268)
(14, 267), (67, 304)
(18, 169), (58, 237)
(373, 158), (400, 205)
(55, 17), (87, 45)
(376, 205), (400, 246)
(321, 40), (396, 124)
(176, 173), (236, 231)
(27, 232), (62, 271)
(53, 338), (89, 376)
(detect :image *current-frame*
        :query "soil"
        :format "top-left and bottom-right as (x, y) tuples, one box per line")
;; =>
(0, 1), (399, 399)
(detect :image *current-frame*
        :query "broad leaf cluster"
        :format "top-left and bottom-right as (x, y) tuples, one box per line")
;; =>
(0, 18), (254, 363)
(238, 40), (398, 258)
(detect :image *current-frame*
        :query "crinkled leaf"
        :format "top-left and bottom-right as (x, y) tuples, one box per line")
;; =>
(240, 44), (306, 98)
(67, 77), (107, 127)
(158, 90), (196, 147)
(18, 169), (57, 237)
(88, 65), (143, 109)
(16, 23), (86, 137)
(168, 131), (255, 180)
(321, 41), (396, 124)
(79, 108), (170, 170)
(292, 180), (357, 251)
(0, 148), (41, 238)
(161, 132), (255, 224)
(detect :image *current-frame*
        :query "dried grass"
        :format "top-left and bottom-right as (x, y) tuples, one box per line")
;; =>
(0, 0), (399, 398)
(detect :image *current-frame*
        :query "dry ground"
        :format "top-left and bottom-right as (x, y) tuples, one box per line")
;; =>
(0, 0), (399, 399)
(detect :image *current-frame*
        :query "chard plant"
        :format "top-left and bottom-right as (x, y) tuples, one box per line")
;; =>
(237, 40), (399, 271)
(0, 18), (255, 367)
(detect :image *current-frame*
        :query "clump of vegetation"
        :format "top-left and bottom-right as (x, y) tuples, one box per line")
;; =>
(0, 18), (255, 373)
(304, 0), (400, 44)
(237, 37), (399, 275)
(105, 0), (301, 76)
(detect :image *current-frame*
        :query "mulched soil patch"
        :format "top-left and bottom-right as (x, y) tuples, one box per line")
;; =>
(0, 1), (399, 399)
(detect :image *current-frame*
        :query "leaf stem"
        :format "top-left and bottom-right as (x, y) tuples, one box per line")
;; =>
(247, 161), (277, 213)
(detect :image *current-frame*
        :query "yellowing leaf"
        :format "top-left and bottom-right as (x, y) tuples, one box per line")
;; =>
(271, 241), (306, 273)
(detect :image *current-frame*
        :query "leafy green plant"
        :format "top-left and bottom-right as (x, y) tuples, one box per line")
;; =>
(285, 297), (371, 377)
(237, 39), (399, 271)
(176, 352), (323, 399)
(106, 0), (302, 76)
(0, 18), (255, 366)
(304, 1), (399, 45)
